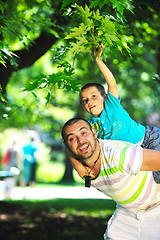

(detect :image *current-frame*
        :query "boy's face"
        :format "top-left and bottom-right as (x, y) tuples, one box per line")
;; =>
(81, 86), (104, 117)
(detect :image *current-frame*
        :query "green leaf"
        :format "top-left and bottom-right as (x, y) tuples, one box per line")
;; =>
(0, 1), (5, 14)
(65, 23), (87, 39)
(45, 91), (51, 106)
(92, 9), (102, 21)
(0, 56), (6, 67)
(105, 33), (119, 43)
(31, 92), (38, 99)
(90, 0), (106, 9)
(101, 17), (116, 34)
(68, 40), (91, 56)
(60, 0), (73, 10)
(76, 4), (92, 19)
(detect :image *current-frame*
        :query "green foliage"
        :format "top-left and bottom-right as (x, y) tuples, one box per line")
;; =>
(0, 0), (56, 66)
(23, 61), (81, 104)
(37, 161), (65, 183)
(90, 0), (134, 21)
(0, 0), (133, 100)
(1, 0), (159, 129)
(64, 2), (133, 60)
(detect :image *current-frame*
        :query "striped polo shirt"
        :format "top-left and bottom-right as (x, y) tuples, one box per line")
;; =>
(91, 139), (160, 213)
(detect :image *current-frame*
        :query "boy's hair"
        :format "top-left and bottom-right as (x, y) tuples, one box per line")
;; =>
(80, 83), (106, 98)
(61, 117), (92, 143)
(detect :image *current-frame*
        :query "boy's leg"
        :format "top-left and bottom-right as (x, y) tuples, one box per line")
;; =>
(141, 126), (160, 183)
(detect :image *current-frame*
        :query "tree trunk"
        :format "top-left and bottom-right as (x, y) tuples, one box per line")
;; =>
(60, 151), (74, 183)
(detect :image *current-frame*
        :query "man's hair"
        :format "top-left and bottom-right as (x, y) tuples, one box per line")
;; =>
(80, 83), (106, 99)
(61, 117), (92, 143)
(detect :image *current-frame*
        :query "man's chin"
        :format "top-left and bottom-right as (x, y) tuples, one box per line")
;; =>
(77, 152), (93, 161)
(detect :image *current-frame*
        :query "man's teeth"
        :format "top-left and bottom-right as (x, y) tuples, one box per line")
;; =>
(79, 144), (88, 150)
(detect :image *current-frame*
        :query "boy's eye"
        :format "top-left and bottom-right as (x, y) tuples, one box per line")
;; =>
(92, 95), (96, 98)
(83, 99), (88, 104)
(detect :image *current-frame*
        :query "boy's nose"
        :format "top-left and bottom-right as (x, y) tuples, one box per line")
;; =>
(88, 99), (92, 105)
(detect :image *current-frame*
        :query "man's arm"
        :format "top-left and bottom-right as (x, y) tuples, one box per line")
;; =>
(94, 44), (119, 99)
(140, 148), (160, 171)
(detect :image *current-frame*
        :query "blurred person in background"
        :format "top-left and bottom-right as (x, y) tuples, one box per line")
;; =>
(20, 137), (39, 188)
(1, 140), (22, 199)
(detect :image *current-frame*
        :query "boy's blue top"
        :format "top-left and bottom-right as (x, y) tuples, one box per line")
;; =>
(89, 92), (145, 144)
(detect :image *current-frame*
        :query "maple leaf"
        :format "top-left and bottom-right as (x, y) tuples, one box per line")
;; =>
(101, 17), (116, 34)
(65, 23), (87, 39)
(92, 9), (102, 21)
(76, 4), (92, 19)
(107, 34), (119, 42)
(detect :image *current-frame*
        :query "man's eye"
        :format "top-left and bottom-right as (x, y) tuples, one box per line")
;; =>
(82, 131), (87, 135)
(68, 137), (74, 142)
(92, 95), (96, 98)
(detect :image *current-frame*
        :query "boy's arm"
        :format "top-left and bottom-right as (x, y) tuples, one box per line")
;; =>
(94, 44), (119, 99)
(140, 148), (160, 171)
(67, 149), (94, 178)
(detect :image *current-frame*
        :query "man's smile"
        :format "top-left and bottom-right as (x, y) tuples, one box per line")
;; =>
(78, 143), (89, 152)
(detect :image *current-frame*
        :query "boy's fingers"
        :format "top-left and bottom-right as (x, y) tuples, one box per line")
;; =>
(100, 43), (104, 48)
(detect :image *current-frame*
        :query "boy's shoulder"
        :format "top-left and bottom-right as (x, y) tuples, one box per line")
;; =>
(105, 92), (121, 101)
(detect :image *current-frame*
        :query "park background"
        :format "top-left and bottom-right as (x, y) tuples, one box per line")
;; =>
(0, 0), (159, 239)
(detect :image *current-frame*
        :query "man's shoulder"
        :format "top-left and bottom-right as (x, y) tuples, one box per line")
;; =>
(99, 138), (135, 149)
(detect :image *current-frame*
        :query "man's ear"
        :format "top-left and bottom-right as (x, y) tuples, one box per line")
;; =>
(63, 140), (69, 149)
(91, 127), (97, 138)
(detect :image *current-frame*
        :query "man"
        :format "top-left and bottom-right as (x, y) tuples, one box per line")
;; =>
(61, 117), (160, 240)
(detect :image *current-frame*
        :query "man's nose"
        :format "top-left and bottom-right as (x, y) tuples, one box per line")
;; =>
(77, 135), (84, 143)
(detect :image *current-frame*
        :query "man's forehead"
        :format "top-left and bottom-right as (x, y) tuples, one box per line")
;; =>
(65, 121), (89, 135)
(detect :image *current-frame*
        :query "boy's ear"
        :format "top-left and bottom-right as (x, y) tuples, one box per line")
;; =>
(104, 93), (107, 98)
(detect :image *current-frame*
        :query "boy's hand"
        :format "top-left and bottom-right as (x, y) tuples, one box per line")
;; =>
(94, 43), (104, 63)
(78, 166), (95, 179)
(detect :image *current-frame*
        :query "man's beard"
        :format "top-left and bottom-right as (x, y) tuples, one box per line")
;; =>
(71, 138), (97, 162)
(78, 143), (96, 160)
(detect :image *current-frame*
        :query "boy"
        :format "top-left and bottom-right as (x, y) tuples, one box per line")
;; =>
(69, 44), (160, 182)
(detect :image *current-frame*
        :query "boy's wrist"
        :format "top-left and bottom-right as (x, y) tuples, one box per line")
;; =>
(96, 59), (103, 64)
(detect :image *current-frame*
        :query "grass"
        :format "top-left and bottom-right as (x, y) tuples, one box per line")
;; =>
(8, 198), (116, 218)
(1, 198), (115, 240)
